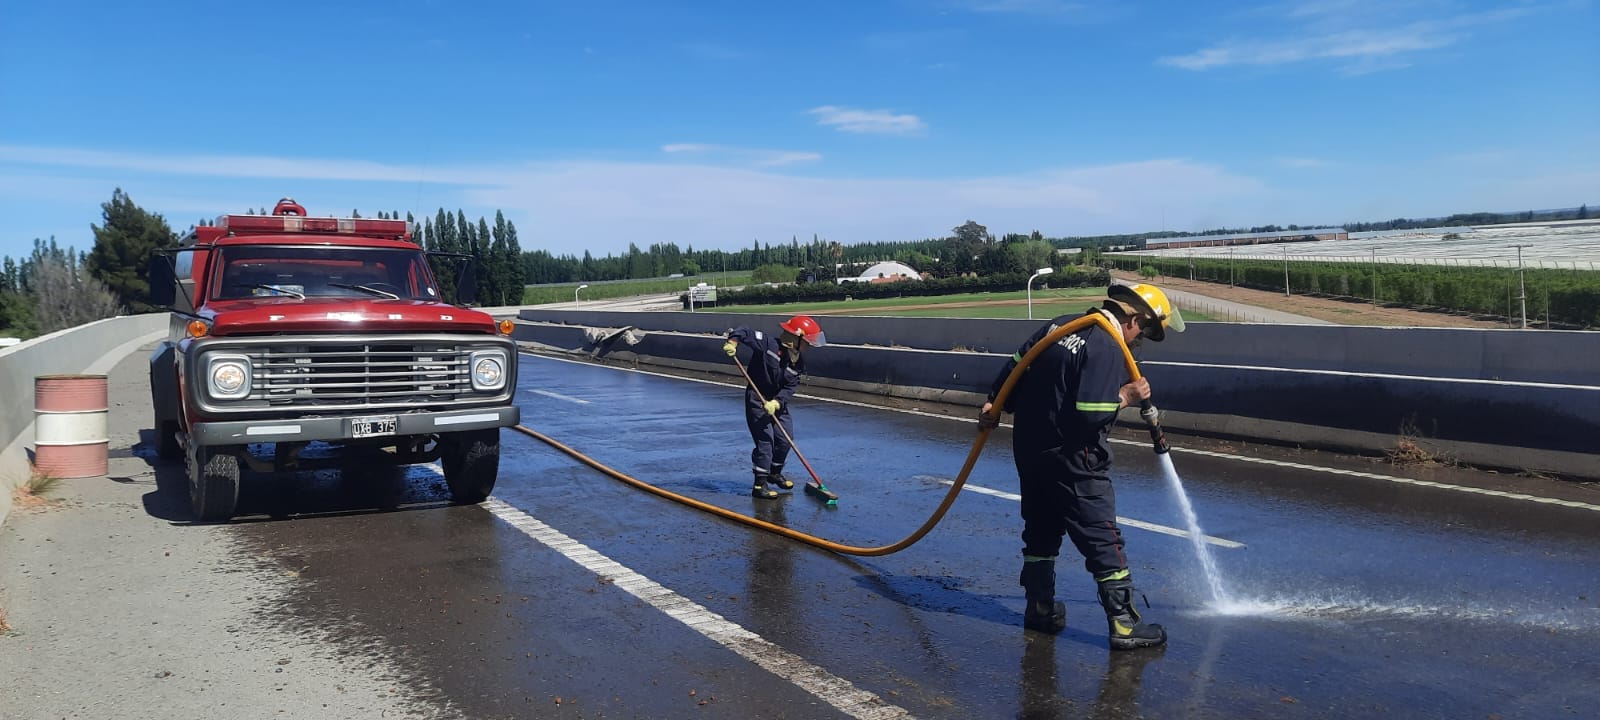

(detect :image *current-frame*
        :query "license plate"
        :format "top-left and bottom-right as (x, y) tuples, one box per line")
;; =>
(350, 415), (398, 438)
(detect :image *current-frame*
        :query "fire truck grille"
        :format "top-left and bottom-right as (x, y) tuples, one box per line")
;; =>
(244, 343), (472, 407)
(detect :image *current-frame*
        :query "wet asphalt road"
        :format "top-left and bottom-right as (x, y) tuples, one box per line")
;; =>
(215, 352), (1600, 719)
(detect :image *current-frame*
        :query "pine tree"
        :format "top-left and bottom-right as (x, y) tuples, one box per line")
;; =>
(86, 188), (179, 313)
(507, 219), (525, 302)
(428, 209), (458, 300)
(477, 216), (496, 305)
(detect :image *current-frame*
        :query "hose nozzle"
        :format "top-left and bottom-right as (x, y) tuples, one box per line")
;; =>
(1139, 401), (1169, 455)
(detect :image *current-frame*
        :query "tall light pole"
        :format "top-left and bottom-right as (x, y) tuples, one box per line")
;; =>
(574, 284), (588, 305)
(1027, 267), (1054, 320)
(1228, 247), (1234, 287)
(1370, 248), (1378, 305)
(1283, 244), (1290, 297)
(1514, 245), (1528, 328)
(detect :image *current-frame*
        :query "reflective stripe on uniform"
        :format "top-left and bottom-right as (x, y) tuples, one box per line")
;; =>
(1076, 401), (1120, 412)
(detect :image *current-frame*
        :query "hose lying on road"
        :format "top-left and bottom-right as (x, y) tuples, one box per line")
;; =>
(513, 312), (1143, 557)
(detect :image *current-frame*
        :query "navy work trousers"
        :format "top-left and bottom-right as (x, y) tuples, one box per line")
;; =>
(744, 390), (792, 475)
(1015, 444), (1128, 578)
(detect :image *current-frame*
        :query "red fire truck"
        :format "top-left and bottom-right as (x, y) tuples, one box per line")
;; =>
(148, 199), (519, 520)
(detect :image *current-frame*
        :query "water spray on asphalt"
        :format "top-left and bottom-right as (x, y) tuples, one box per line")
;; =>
(1157, 452), (1233, 606)
(1142, 403), (1233, 607)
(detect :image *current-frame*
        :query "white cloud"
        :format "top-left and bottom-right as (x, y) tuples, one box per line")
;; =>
(0, 145), (1277, 256)
(1161, 6), (1534, 72)
(660, 143), (821, 167)
(7, 142), (1585, 261)
(1161, 27), (1455, 70)
(809, 106), (927, 135)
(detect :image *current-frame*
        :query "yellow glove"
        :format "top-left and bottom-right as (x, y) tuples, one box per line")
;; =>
(764, 399), (780, 416)
(723, 340), (738, 357)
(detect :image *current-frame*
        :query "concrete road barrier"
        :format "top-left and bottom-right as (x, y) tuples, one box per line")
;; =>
(513, 314), (1600, 481)
(0, 314), (167, 525)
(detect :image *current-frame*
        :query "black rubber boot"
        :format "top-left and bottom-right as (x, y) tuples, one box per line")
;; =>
(1097, 578), (1167, 650)
(769, 463), (795, 490)
(1020, 560), (1066, 634)
(751, 473), (779, 499)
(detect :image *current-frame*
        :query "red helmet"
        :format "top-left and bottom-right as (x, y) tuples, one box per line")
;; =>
(780, 315), (826, 347)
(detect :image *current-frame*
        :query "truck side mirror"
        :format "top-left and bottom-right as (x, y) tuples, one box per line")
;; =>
(454, 261), (478, 305)
(148, 255), (176, 307)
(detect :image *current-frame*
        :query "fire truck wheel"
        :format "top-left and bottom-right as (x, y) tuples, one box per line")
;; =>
(442, 428), (499, 504)
(188, 444), (241, 522)
(157, 420), (182, 461)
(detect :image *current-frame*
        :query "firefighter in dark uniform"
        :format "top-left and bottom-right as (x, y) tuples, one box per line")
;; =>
(724, 315), (827, 499)
(979, 283), (1184, 650)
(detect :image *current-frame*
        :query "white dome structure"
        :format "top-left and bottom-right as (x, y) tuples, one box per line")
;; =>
(841, 261), (922, 284)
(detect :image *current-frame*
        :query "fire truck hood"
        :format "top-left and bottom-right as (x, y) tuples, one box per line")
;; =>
(200, 298), (499, 336)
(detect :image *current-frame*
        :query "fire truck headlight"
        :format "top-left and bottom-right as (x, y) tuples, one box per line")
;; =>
(207, 355), (252, 399)
(470, 351), (506, 391)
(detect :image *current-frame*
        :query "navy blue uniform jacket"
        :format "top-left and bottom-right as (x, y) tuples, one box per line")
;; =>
(987, 311), (1128, 470)
(728, 326), (803, 407)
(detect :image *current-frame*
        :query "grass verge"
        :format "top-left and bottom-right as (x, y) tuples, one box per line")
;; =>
(523, 273), (754, 305)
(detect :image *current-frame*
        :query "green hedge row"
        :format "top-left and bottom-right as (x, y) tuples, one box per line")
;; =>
(1135, 256), (1600, 328)
(706, 267), (1111, 306)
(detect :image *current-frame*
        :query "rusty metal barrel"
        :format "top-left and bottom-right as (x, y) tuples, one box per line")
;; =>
(33, 374), (109, 478)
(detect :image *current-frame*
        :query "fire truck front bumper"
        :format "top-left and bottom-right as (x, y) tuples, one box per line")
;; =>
(189, 405), (521, 447)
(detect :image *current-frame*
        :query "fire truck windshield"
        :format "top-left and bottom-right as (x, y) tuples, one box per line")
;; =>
(211, 245), (439, 301)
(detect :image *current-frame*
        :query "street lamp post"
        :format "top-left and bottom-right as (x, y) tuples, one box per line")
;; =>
(1514, 245), (1528, 329)
(574, 284), (589, 305)
(1370, 249), (1378, 305)
(1027, 267), (1055, 320)
(1283, 244), (1290, 297)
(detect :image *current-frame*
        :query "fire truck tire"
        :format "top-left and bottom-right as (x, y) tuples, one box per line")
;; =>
(188, 444), (241, 522)
(442, 428), (499, 504)
(157, 420), (182, 461)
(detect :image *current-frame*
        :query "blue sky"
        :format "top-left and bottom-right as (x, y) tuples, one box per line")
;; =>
(2, 0), (1596, 261)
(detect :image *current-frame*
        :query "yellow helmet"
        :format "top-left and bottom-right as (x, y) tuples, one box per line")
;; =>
(1108, 283), (1186, 342)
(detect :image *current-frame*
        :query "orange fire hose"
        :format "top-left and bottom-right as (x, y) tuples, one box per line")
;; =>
(513, 312), (1143, 556)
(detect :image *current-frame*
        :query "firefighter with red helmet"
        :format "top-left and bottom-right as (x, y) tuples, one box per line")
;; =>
(723, 315), (826, 499)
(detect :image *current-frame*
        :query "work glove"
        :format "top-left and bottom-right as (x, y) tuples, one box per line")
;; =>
(764, 399), (781, 416)
(977, 402), (1000, 430)
(723, 340), (738, 357)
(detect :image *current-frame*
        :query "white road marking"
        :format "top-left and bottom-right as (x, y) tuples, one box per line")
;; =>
(1158, 444), (1600, 512)
(937, 480), (1246, 549)
(479, 498), (914, 720)
(519, 351), (1600, 514)
(527, 388), (591, 405)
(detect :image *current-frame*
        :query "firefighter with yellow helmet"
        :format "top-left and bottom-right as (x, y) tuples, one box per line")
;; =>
(979, 283), (1184, 649)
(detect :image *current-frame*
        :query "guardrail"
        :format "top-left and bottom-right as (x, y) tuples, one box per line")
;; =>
(1, 315), (168, 523)
(514, 311), (1600, 481)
